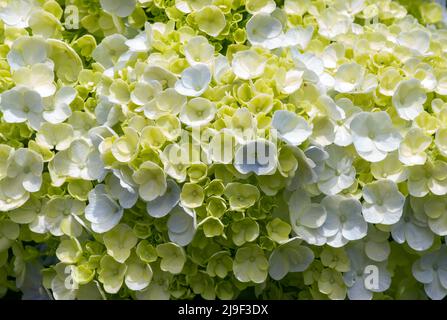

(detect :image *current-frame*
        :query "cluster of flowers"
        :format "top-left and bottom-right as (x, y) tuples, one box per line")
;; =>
(0, 0), (447, 300)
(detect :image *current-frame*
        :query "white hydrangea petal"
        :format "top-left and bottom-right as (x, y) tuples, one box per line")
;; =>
(272, 110), (312, 146)
(246, 14), (282, 47)
(175, 64), (211, 97)
(300, 204), (327, 229)
(234, 139), (277, 175)
(405, 223), (434, 252)
(365, 241), (390, 262)
(146, 180), (180, 218)
(347, 278), (373, 300)
(424, 275), (447, 300)
(231, 50), (267, 80)
(167, 206), (196, 246)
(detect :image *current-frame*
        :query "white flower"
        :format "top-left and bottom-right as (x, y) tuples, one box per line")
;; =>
(318, 97), (360, 147)
(317, 96), (346, 121)
(52, 139), (105, 181)
(317, 145), (356, 196)
(322, 195), (367, 248)
(234, 139), (278, 175)
(7, 36), (50, 71)
(334, 63), (365, 93)
(29, 196), (84, 237)
(0, 178), (29, 212)
(85, 184), (124, 234)
(95, 96), (124, 127)
(213, 54), (232, 84)
(174, 64), (211, 97)
(6, 148), (43, 193)
(183, 36), (214, 66)
(131, 81), (162, 106)
(167, 206), (196, 246)
(138, 88), (186, 120)
(287, 146), (328, 189)
(362, 180), (405, 225)
(179, 97), (217, 127)
(288, 189), (328, 246)
(291, 51), (334, 89)
(397, 30), (430, 56)
(231, 50), (267, 80)
(125, 22), (152, 52)
(350, 111), (402, 162)
(92, 34), (129, 70)
(100, 0), (136, 17)
(12, 63), (56, 97)
(143, 65), (177, 89)
(276, 69), (304, 94)
(146, 179), (180, 218)
(43, 86), (77, 124)
(320, 43), (345, 69)
(0, 0), (38, 28)
(412, 247), (447, 300)
(317, 8), (352, 40)
(246, 13), (283, 49)
(436, 72), (447, 95)
(398, 128), (432, 166)
(0, 86), (44, 130)
(392, 79), (427, 121)
(391, 198), (434, 252)
(271, 110), (312, 146)
(283, 26), (314, 50)
(343, 244), (391, 300)
(105, 173), (138, 209)
(333, 0), (366, 16)
(268, 238), (314, 280)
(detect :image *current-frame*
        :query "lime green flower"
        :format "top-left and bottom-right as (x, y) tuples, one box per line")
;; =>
(224, 183), (260, 211)
(266, 218), (291, 244)
(231, 218), (259, 246)
(125, 255), (153, 291)
(0, 220), (19, 252)
(233, 244), (268, 284)
(181, 183), (204, 208)
(206, 251), (233, 278)
(103, 224), (138, 263)
(319, 247), (350, 272)
(194, 6), (226, 37)
(98, 255), (127, 294)
(318, 269), (347, 300)
(206, 196), (227, 218)
(269, 238), (314, 280)
(156, 242), (186, 274)
(56, 238), (83, 264)
(199, 216), (225, 237)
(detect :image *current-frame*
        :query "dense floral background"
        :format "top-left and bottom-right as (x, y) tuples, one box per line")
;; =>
(0, 0), (447, 300)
